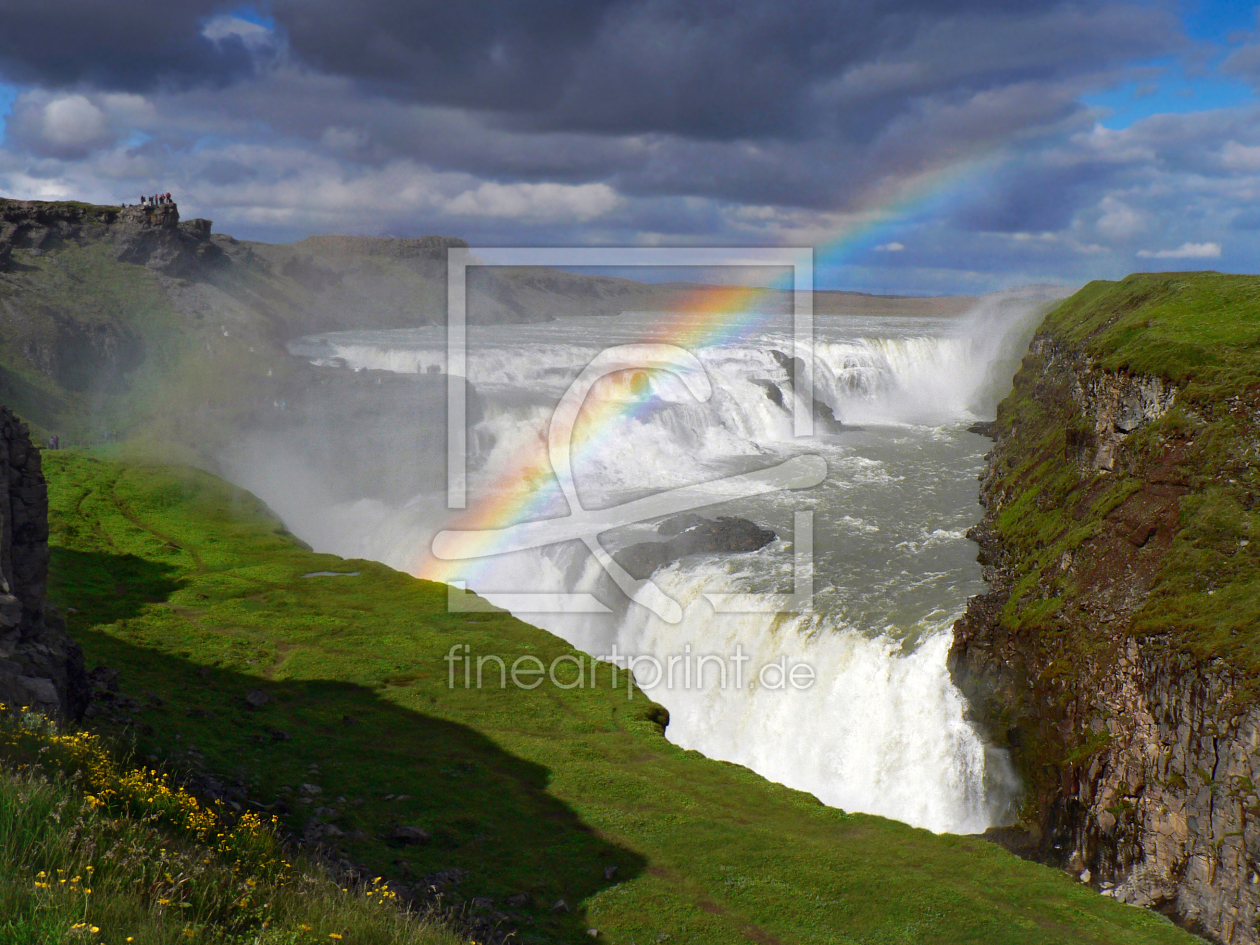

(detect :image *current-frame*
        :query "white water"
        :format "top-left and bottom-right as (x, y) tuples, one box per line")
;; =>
(230, 288), (1062, 835)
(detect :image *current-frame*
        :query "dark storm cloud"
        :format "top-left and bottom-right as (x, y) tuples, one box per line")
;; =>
(0, 1), (255, 90)
(261, 0), (1179, 141)
(0, 1), (1180, 144)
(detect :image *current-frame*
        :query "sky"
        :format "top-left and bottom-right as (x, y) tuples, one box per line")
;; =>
(2, 1), (1260, 293)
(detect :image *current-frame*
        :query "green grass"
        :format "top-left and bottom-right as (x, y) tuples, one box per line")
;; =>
(0, 708), (463, 945)
(37, 450), (1200, 945)
(1041, 272), (1260, 394)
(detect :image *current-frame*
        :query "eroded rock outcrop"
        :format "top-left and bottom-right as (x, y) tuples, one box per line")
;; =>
(0, 406), (87, 719)
(0, 198), (219, 276)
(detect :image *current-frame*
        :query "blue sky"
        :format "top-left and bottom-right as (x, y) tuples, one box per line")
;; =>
(2, 0), (1260, 293)
(0, 83), (16, 145)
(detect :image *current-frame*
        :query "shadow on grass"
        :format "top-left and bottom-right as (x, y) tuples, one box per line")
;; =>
(58, 552), (645, 945)
(50, 548), (186, 624)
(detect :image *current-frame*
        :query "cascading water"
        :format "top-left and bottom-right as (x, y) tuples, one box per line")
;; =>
(230, 287), (1062, 835)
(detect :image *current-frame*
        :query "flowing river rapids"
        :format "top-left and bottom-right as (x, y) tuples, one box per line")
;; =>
(228, 288), (1062, 835)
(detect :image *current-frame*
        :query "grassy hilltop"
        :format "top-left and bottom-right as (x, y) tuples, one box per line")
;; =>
(6, 449), (1196, 945)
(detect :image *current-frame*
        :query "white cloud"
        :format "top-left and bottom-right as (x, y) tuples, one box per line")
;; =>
(875, 241), (905, 251)
(202, 15), (274, 49)
(40, 95), (108, 149)
(445, 181), (620, 221)
(1136, 242), (1222, 259)
(6, 90), (159, 158)
(1221, 140), (1260, 172)
(1095, 195), (1145, 239)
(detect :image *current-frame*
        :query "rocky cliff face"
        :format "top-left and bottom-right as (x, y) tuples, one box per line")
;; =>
(0, 198), (219, 276)
(951, 329), (1260, 943)
(0, 406), (87, 719)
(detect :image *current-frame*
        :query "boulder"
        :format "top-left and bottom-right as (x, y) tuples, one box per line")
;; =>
(614, 514), (776, 580)
(384, 825), (432, 846)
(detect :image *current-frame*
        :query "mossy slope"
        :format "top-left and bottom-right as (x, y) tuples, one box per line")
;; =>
(985, 272), (1260, 676)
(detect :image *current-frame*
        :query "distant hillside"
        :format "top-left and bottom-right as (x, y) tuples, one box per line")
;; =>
(0, 196), (974, 446)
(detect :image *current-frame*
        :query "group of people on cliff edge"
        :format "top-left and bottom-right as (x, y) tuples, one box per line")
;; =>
(123, 192), (174, 208)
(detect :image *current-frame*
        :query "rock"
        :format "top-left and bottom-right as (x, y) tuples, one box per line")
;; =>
(384, 825), (431, 846)
(614, 515), (776, 580)
(0, 594), (21, 628)
(506, 892), (531, 908)
(967, 420), (997, 437)
(587, 930), (599, 938)
(769, 349), (843, 431)
(604, 865), (618, 880)
(0, 406), (87, 720)
(299, 783), (323, 796)
(244, 689), (271, 708)
(313, 806), (339, 818)
(471, 897), (494, 910)
(551, 899), (569, 913)
(751, 379), (785, 409)
(417, 868), (467, 892)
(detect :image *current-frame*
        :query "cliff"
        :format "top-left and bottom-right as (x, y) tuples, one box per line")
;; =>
(1, 197), (220, 276)
(0, 405), (87, 719)
(951, 273), (1260, 943)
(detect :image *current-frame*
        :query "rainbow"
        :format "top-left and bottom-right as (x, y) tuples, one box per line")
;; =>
(415, 157), (992, 584)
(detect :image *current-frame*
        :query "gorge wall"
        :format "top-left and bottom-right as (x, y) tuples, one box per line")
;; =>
(951, 273), (1260, 944)
(0, 405), (87, 719)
